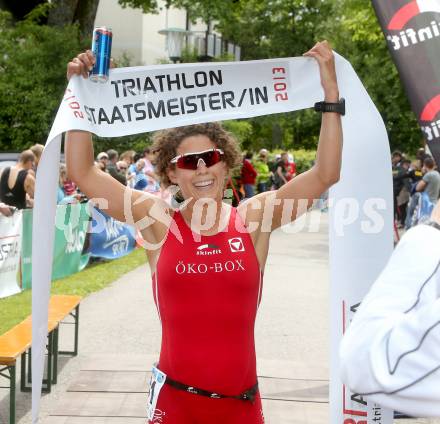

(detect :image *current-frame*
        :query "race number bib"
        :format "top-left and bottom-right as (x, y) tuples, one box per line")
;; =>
(147, 365), (167, 421)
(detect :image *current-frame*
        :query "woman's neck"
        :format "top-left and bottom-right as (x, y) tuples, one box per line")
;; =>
(180, 198), (230, 235)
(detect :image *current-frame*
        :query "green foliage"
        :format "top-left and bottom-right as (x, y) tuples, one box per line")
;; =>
(222, 120), (253, 145)
(0, 10), (86, 151)
(122, 0), (421, 153)
(292, 148), (316, 174)
(326, 0), (422, 153)
(118, 0), (160, 14)
(265, 148), (316, 174)
(1, 1), (425, 154)
(91, 133), (153, 155)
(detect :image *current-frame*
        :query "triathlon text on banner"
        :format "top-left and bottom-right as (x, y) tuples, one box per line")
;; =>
(32, 55), (393, 424)
(372, 0), (440, 167)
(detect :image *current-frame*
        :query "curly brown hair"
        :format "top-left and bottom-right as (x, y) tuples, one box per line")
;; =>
(151, 123), (242, 188)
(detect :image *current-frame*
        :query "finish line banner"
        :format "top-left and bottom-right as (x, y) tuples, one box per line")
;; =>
(372, 0), (440, 167)
(32, 55), (393, 423)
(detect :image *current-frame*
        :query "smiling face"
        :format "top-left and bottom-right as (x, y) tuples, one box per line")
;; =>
(167, 135), (228, 202)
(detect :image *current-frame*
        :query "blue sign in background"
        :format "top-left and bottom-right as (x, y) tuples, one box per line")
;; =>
(90, 208), (136, 259)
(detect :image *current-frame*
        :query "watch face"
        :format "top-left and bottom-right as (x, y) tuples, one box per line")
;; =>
(314, 99), (344, 115)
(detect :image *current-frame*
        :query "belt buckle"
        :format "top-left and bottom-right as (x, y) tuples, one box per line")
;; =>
(210, 393), (221, 399)
(187, 386), (198, 395)
(243, 391), (256, 404)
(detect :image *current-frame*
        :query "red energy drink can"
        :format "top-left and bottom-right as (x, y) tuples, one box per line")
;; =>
(90, 27), (112, 83)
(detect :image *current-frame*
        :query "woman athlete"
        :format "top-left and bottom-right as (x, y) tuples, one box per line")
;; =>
(66, 40), (342, 424)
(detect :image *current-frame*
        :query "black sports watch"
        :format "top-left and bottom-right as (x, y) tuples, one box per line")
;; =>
(423, 220), (440, 231)
(314, 98), (345, 116)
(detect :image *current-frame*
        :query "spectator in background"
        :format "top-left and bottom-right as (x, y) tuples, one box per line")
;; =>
(391, 150), (403, 169)
(395, 158), (412, 227)
(0, 150), (35, 209)
(117, 160), (134, 186)
(133, 159), (149, 191)
(416, 147), (429, 169)
(407, 160), (424, 185)
(61, 163), (77, 196)
(63, 176), (77, 196)
(57, 164), (81, 204)
(253, 149), (271, 193)
(30, 144), (44, 171)
(416, 156), (440, 205)
(273, 152), (290, 189)
(120, 150), (136, 167)
(127, 152), (142, 188)
(241, 152), (257, 199)
(106, 149), (127, 185)
(117, 160), (128, 173)
(0, 203), (14, 216)
(287, 153), (297, 181)
(143, 147), (160, 193)
(96, 152), (109, 171)
(392, 150), (404, 221)
(404, 160), (424, 229)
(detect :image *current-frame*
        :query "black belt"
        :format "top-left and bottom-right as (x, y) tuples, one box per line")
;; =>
(164, 376), (259, 403)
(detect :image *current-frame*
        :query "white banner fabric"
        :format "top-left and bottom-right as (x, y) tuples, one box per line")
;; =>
(0, 210), (22, 298)
(32, 54), (393, 423)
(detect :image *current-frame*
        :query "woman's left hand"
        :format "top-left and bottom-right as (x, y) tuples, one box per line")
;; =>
(303, 40), (339, 102)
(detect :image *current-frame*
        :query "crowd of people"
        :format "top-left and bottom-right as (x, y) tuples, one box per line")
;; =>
(90, 146), (300, 206)
(0, 143), (302, 214)
(1, 142), (437, 230)
(93, 147), (161, 193)
(236, 149), (297, 201)
(0, 145), (167, 215)
(392, 147), (440, 229)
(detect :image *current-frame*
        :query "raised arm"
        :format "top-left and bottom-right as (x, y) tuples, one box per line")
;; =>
(242, 41), (343, 232)
(65, 51), (171, 232)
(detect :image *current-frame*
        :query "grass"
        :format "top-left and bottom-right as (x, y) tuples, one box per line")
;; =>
(0, 248), (147, 335)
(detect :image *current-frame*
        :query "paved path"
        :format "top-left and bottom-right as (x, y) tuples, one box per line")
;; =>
(0, 211), (438, 423)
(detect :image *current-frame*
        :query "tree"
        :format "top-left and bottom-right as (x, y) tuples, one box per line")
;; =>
(0, 10), (85, 150)
(209, 0), (334, 151)
(122, 0), (422, 153)
(1, 0), (99, 41)
(326, 0), (422, 153)
(0, 0), (424, 154)
(47, 0), (99, 41)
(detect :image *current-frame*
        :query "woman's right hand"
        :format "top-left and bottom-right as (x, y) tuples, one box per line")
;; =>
(66, 50), (95, 81)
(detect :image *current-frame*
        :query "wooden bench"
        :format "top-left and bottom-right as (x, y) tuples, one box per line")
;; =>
(0, 294), (81, 424)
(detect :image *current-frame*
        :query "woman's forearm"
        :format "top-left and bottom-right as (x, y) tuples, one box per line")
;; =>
(315, 108), (343, 185)
(303, 42), (342, 186)
(65, 130), (95, 183)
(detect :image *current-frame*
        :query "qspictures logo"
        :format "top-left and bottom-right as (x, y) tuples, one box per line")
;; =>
(386, 0), (440, 50)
